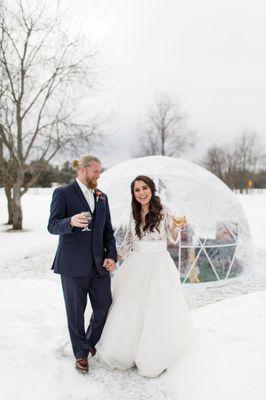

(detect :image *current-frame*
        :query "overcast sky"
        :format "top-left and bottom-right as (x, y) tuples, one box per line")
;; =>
(61, 0), (266, 166)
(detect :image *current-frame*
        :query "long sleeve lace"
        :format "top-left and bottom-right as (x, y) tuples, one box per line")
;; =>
(164, 206), (180, 245)
(117, 206), (180, 255)
(118, 220), (133, 259)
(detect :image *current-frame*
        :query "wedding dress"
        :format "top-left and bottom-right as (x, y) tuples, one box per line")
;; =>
(96, 205), (191, 377)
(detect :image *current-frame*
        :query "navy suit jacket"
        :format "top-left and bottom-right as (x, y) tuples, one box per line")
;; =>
(47, 181), (117, 277)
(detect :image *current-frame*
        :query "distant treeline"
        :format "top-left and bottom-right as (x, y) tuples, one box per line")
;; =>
(1, 159), (265, 190)
(202, 131), (266, 192)
(0, 161), (76, 188)
(253, 170), (266, 188)
(227, 169), (266, 190)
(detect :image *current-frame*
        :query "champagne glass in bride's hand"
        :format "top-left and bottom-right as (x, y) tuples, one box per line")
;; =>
(81, 211), (92, 231)
(173, 215), (187, 228)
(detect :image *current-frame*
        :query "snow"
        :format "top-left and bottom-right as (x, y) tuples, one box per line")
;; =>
(0, 280), (265, 400)
(0, 188), (57, 267)
(0, 187), (265, 400)
(164, 291), (266, 400)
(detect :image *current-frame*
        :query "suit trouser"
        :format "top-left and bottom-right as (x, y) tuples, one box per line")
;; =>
(60, 265), (112, 359)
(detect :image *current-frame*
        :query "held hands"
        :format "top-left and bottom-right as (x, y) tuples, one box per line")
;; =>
(103, 258), (116, 272)
(70, 213), (89, 228)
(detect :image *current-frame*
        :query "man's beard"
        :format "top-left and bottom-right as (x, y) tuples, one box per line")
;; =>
(86, 177), (97, 189)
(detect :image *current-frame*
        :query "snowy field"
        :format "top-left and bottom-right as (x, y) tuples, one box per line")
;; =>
(0, 188), (265, 400)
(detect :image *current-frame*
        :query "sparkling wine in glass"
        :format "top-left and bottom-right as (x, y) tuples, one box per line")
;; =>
(81, 211), (92, 231)
(173, 215), (186, 228)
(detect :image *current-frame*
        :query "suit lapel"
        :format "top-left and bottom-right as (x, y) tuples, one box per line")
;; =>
(72, 181), (92, 213)
(94, 189), (104, 219)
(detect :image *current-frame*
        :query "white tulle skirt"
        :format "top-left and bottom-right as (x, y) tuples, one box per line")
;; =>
(96, 241), (191, 377)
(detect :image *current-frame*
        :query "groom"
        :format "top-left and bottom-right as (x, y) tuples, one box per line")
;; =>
(48, 155), (117, 373)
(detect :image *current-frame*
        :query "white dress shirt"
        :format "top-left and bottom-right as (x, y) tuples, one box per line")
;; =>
(76, 178), (95, 213)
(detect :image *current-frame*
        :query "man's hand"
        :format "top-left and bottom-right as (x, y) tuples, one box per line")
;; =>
(70, 213), (89, 228)
(103, 258), (116, 272)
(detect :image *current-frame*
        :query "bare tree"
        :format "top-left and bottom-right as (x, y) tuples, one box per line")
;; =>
(0, 0), (100, 229)
(233, 129), (265, 191)
(135, 93), (196, 157)
(0, 128), (15, 224)
(202, 145), (227, 181)
(202, 129), (266, 191)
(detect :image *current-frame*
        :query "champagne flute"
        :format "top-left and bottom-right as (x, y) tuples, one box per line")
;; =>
(81, 211), (92, 231)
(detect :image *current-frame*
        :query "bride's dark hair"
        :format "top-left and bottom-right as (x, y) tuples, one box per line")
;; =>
(130, 175), (163, 239)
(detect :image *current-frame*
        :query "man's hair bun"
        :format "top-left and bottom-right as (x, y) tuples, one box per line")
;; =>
(72, 159), (79, 169)
(71, 155), (100, 171)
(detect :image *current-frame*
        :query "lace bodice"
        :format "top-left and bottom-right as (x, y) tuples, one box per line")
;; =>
(118, 205), (180, 259)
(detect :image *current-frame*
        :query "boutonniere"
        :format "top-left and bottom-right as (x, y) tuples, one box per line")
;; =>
(95, 190), (105, 202)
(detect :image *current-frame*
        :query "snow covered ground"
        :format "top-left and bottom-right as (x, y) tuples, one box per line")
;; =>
(0, 188), (265, 400)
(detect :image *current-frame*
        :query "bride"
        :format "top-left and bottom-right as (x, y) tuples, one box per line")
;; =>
(96, 175), (191, 377)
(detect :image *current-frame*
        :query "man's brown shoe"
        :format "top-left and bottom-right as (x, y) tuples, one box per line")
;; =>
(75, 358), (88, 373)
(89, 347), (97, 357)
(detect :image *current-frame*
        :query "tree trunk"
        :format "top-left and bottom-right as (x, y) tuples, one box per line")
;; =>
(4, 184), (13, 224)
(12, 180), (23, 230)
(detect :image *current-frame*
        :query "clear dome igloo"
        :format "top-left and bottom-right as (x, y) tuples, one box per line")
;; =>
(99, 156), (252, 284)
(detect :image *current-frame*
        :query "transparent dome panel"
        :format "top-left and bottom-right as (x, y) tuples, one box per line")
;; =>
(99, 156), (252, 284)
